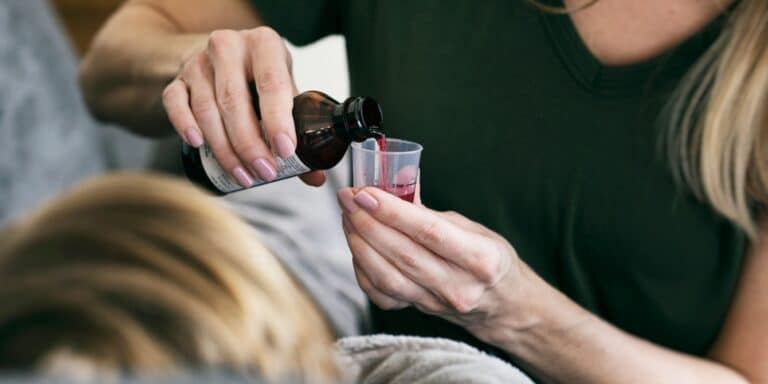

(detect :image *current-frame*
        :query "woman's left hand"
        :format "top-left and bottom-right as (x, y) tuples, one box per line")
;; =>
(337, 186), (528, 334)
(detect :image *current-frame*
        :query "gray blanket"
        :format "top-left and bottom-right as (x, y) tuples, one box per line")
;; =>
(0, 0), (158, 225)
(0, 0), (104, 224)
(337, 335), (535, 384)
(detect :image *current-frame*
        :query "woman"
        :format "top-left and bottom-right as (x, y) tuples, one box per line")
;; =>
(0, 173), (337, 381)
(80, 0), (768, 382)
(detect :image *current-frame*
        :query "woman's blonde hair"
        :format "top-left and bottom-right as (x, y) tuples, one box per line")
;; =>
(0, 173), (337, 380)
(529, 0), (768, 238)
(669, 0), (768, 239)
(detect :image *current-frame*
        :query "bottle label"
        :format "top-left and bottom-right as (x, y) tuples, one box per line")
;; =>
(199, 145), (311, 193)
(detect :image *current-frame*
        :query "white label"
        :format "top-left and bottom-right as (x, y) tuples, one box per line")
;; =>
(199, 145), (311, 193)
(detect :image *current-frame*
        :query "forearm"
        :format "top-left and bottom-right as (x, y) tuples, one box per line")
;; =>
(477, 262), (749, 384)
(79, 5), (208, 136)
(79, 3), (205, 136)
(79, 0), (263, 136)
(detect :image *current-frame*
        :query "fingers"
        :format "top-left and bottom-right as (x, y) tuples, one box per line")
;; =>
(338, 190), (453, 291)
(246, 27), (298, 160)
(164, 26), (320, 188)
(338, 187), (517, 317)
(353, 258), (408, 310)
(178, 54), (254, 188)
(162, 78), (204, 148)
(344, 187), (497, 274)
(207, 29), (277, 183)
(341, 214), (434, 305)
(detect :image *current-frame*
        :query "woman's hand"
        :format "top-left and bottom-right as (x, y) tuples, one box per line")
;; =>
(337, 186), (528, 335)
(338, 187), (763, 384)
(162, 26), (325, 188)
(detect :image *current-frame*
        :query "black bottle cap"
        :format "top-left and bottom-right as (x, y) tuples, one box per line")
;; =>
(343, 96), (383, 141)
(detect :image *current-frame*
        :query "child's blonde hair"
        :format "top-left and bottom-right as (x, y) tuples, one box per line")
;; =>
(0, 173), (337, 380)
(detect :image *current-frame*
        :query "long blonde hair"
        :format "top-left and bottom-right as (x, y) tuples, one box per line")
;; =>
(529, 0), (768, 239)
(669, 0), (768, 239)
(0, 173), (337, 380)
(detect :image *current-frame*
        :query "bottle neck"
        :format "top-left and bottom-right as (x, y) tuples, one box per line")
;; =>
(333, 96), (384, 142)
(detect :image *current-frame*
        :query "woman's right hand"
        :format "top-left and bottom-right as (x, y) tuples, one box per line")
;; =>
(162, 26), (326, 187)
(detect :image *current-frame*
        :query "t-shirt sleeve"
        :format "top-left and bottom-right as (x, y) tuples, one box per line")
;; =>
(250, 0), (341, 46)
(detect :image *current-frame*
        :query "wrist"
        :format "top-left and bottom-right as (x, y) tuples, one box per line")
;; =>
(468, 259), (594, 357)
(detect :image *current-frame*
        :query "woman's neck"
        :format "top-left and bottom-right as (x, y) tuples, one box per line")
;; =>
(564, 0), (735, 66)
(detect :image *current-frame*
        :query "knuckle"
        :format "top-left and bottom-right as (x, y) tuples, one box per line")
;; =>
(182, 53), (207, 75)
(379, 206), (403, 225)
(245, 26), (280, 46)
(475, 242), (507, 284)
(161, 82), (182, 103)
(471, 257), (498, 284)
(190, 98), (218, 117)
(256, 68), (288, 94)
(445, 288), (480, 314)
(374, 275), (405, 297)
(207, 29), (240, 53)
(394, 248), (419, 270)
(354, 216), (376, 236)
(217, 80), (247, 113)
(414, 220), (444, 246)
(230, 138), (259, 158)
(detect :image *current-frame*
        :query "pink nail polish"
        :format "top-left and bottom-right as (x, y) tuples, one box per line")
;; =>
(184, 129), (204, 147)
(338, 189), (359, 213)
(274, 132), (295, 159)
(253, 158), (277, 181)
(232, 166), (254, 187)
(354, 191), (379, 211)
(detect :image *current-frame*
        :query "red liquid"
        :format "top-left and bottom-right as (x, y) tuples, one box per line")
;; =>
(384, 183), (416, 202)
(376, 135), (387, 152)
(376, 134), (388, 191)
(375, 134), (416, 202)
(392, 189), (416, 202)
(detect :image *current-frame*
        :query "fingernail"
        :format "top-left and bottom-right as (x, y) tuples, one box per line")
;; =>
(338, 189), (359, 214)
(232, 166), (254, 187)
(273, 132), (295, 159)
(354, 191), (379, 211)
(184, 129), (204, 147)
(253, 158), (277, 182)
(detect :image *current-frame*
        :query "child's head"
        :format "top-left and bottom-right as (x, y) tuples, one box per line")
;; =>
(0, 173), (336, 380)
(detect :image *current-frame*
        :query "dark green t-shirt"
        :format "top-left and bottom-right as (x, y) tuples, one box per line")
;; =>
(253, 0), (745, 360)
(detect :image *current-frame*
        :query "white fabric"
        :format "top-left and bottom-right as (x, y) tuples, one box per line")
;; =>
(336, 335), (535, 384)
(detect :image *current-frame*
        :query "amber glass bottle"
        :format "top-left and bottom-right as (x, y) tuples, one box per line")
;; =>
(182, 91), (383, 195)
